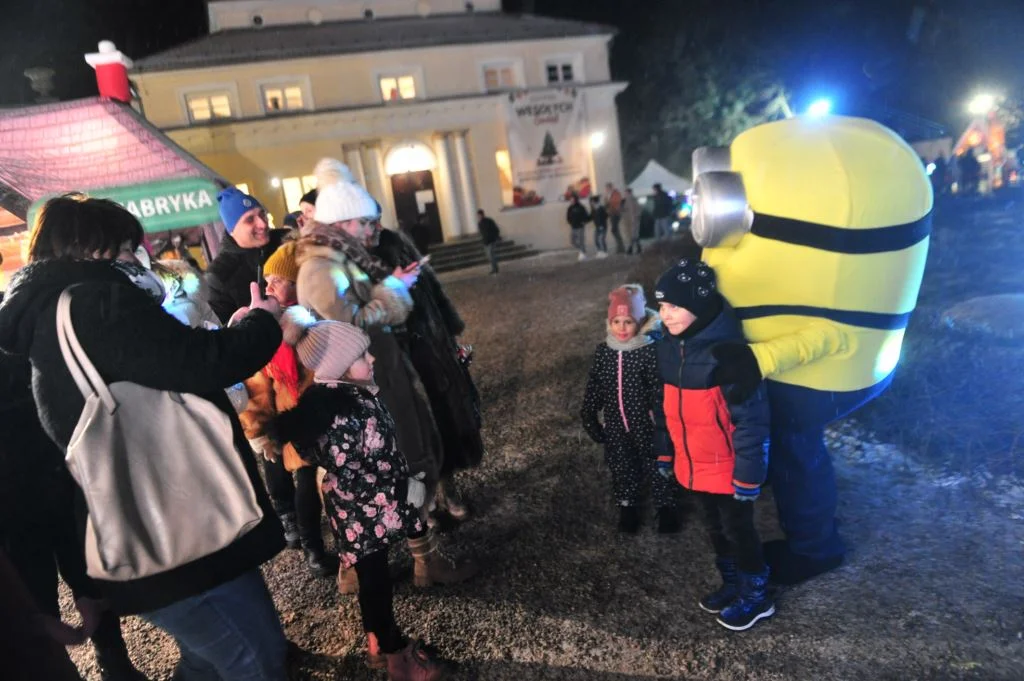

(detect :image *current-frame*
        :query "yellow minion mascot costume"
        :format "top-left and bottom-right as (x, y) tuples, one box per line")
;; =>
(692, 116), (932, 585)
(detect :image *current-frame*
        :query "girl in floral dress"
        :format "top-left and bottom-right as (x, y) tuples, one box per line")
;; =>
(274, 310), (443, 681)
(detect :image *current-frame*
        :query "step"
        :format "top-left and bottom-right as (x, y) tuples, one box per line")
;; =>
(432, 244), (540, 273)
(427, 240), (527, 266)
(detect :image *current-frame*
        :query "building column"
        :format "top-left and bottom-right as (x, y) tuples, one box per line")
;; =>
(362, 143), (397, 228)
(344, 144), (367, 188)
(432, 133), (464, 240)
(452, 130), (479, 238)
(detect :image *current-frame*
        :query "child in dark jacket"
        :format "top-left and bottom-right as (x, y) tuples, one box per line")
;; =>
(652, 258), (774, 631)
(274, 311), (443, 681)
(581, 285), (680, 534)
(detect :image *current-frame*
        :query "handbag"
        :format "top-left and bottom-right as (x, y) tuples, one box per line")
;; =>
(56, 288), (264, 582)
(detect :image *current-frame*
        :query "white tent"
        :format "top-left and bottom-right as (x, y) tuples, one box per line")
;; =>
(628, 160), (692, 195)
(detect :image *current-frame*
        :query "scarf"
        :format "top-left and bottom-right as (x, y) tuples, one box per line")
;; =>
(300, 222), (392, 283)
(265, 341), (302, 401)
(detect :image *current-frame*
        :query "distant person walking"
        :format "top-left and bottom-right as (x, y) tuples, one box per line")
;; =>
(477, 209), (501, 275)
(567, 194), (590, 261)
(590, 196), (610, 259)
(652, 183), (675, 240)
(621, 188), (643, 255)
(605, 182), (626, 253)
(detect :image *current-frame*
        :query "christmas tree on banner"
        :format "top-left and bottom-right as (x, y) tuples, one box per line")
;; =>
(538, 131), (561, 166)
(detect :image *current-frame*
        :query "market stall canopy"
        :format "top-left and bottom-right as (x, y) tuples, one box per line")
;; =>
(628, 160), (692, 195)
(0, 97), (222, 220)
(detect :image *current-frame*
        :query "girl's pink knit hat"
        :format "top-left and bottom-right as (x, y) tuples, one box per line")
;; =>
(608, 284), (646, 322)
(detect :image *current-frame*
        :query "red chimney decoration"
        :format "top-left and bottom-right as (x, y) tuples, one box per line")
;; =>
(85, 41), (134, 103)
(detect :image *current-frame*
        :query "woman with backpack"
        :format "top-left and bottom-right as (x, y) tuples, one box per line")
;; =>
(0, 194), (289, 680)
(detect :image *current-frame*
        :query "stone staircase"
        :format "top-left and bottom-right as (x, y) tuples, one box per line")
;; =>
(425, 235), (540, 273)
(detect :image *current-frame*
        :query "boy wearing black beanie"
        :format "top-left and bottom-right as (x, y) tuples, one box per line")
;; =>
(652, 258), (775, 631)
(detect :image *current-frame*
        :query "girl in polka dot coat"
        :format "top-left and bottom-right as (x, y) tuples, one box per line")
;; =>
(581, 285), (680, 534)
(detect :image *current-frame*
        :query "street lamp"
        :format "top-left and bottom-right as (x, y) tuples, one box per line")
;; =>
(968, 93), (996, 115)
(589, 130), (606, 150)
(807, 98), (833, 117)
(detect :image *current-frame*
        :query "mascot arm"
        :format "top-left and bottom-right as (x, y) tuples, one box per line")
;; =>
(749, 321), (848, 379)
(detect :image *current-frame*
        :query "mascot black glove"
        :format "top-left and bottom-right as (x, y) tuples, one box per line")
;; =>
(711, 342), (763, 405)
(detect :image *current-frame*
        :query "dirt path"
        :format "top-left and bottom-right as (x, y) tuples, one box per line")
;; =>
(66, 252), (1024, 680)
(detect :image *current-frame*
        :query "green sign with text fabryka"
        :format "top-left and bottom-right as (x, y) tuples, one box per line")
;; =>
(27, 177), (221, 234)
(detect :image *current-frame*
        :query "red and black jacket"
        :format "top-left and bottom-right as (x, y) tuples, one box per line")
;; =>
(653, 307), (769, 495)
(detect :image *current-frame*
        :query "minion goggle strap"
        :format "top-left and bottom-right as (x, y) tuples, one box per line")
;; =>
(690, 146), (932, 253)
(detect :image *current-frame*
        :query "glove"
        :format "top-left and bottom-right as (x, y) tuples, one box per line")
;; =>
(656, 455), (674, 480)
(732, 483), (760, 502)
(406, 472), (427, 509)
(710, 342), (763, 405)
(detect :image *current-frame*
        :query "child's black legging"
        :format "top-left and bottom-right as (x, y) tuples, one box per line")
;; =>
(353, 548), (405, 653)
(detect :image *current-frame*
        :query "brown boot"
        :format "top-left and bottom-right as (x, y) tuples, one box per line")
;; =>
(386, 640), (444, 681)
(408, 531), (479, 588)
(337, 566), (359, 594)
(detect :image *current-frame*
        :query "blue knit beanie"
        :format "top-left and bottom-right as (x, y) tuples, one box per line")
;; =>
(217, 187), (263, 233)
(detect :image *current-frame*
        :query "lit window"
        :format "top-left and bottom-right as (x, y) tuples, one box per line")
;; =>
(379, 75), (417, 101)
(545, 61), (575, 84)
(281, 175), (318, 212)
(483, 64), (518, 92)
(186, 93), (232, 122)
(495, 150), (514, 207)
(263, 85), (305, 113)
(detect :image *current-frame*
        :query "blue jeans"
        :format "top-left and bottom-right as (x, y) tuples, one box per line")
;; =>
(594, 225), (608, 253)
(571, 227), (586, 254)
(655, 217), (673, 239)
(141, 570), (287, 681)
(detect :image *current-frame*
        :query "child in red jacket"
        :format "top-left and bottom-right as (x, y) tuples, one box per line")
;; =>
(653, 258), (774, 631)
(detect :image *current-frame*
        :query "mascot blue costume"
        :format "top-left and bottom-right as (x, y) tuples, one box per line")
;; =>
(690, 115), (933, 584)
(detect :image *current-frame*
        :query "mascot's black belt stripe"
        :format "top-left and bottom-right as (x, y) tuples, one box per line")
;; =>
(734, 305), (912, 331)
(750, 212), (932, 254)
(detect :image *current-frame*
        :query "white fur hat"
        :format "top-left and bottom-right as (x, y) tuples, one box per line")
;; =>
(313, 157), (381, 224)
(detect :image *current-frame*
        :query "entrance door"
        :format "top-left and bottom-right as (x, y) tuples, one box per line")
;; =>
(390, 170), (444, 247)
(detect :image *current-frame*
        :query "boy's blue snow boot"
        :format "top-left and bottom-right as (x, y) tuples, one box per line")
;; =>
(716, 567), (775, 631)
(698, 557), (738, 613)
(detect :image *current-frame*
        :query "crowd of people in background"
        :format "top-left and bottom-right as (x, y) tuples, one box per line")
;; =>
(0, 156), (776, 681)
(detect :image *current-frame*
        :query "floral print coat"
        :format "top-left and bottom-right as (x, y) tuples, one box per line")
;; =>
(275, 381), (423, 568)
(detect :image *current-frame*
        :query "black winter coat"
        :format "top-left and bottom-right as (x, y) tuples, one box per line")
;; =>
(567, 202), (590, 229)
(205, 229), (288, 323)
(581, 341), (658, 444)
(477, 217), (501, 246)
(0, 259), (284, 615)
(374, 230), (485, 473)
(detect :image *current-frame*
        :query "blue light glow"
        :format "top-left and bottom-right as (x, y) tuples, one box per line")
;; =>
(807, 99), (833, 117)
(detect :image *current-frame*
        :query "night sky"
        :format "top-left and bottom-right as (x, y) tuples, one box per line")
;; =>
(2, 0), (1022, 140)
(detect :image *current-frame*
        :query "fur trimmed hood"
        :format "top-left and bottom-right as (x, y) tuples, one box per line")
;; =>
(152, 259), (220, 329)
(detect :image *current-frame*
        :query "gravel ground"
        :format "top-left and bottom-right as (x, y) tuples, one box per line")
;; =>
(64, 244), (1024, 680)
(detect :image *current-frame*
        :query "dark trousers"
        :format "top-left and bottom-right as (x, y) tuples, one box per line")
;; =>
(264, 458), (325, 548)
(604, 430), (675, 508)
(609, 214), (625, 252)
(484, 242), (499, 273)
(4, 489), (130, 663)
(354, 548), (405, 653)
(594, 225), (608, 253)
(570, 227), (586, 253)
(696, 492), (765, 573)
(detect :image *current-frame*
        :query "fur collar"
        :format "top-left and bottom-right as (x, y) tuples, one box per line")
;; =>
(605, 309), (660, 351)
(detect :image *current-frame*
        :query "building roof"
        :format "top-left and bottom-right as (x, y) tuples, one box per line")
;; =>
(132, 12), (615, 73)
(0, 98), (219, 218)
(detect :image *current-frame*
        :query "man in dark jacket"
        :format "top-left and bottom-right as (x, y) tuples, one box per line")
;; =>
(652, 183), (675, 240)
(477, 209), (501, 275)
(566, 195), (591, 261)
(206, 187), (288, 323)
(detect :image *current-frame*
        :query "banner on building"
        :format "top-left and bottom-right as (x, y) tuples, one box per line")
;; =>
(505, 88), (589, 207)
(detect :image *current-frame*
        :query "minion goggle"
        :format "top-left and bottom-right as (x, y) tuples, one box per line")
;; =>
(689, 146), (931, 254)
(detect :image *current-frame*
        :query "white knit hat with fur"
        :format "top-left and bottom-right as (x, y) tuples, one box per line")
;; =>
(313, 158), (381, 225)
(281, 307), (370, 381)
